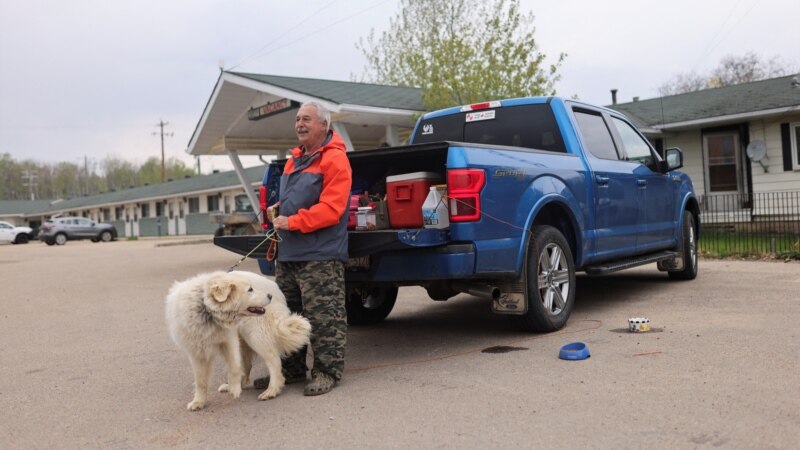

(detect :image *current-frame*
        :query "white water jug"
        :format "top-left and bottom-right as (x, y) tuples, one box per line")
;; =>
(421, 185), (449, 229)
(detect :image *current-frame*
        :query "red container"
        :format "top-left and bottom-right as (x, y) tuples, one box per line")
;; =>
(386, 172), (442, 228)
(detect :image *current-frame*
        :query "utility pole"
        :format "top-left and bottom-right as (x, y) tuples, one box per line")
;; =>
(153, 119), (174, 183)
(22, 169), (38, 201)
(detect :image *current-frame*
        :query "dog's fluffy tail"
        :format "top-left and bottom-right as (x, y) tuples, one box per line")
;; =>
(277, 314), (312, 356)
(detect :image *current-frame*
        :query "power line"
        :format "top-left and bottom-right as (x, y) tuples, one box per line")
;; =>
(227, 0), (393, 71)
(691, 0), (763, 72)
(228, 0), (342, 70)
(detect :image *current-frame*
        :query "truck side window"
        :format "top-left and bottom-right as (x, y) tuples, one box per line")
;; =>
(611, 116), (654, 166)
(574, 111), (619, 160)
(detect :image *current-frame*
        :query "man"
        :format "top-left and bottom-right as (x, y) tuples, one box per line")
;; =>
(260, 101), (351, 396)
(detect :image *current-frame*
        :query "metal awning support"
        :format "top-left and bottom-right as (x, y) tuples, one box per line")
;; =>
(227, 149), (259, 212)
(385, 124), (400, 146)
(331, 122), (354, 152)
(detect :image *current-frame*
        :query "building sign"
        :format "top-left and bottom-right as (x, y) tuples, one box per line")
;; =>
(247, 98), (299, 121)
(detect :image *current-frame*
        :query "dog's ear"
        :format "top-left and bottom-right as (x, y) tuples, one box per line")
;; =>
(208, 278), (236, 303)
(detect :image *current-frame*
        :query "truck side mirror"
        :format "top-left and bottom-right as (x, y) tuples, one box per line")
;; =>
(664, 147), (683, 171)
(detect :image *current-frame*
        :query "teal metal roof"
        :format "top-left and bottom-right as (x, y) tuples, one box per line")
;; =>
(609, 75), (800, 128)
(230, 72), (424, 111)
(0, 200), (53, 216)
(1, 165), (266, 216)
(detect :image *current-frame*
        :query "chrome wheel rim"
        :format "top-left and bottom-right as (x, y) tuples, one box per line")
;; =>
(537, 242), (570, 315)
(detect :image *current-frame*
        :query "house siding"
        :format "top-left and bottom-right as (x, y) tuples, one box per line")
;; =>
(749, 115), (800, 192)
(664, 129), (706, 196)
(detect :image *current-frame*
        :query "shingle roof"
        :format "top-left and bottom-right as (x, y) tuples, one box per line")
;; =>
(1, 166), (266, 216)
(230, 72), (425, 111)
(609, 75), (800, 128)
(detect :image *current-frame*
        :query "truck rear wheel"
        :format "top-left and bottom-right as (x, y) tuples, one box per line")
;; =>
(519, 225), (576, 332)
(345, 285), (398, 325)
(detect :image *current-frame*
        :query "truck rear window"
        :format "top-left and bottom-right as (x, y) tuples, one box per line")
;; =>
(413, 103), (566, 153)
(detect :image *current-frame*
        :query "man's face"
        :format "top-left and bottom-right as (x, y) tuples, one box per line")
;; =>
(295, 105), (328, 150)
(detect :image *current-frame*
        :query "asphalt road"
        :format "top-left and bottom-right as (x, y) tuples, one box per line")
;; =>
(1, 238), (798, 449)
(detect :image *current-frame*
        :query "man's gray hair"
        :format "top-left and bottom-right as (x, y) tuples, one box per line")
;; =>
(302, 101), (332, 130)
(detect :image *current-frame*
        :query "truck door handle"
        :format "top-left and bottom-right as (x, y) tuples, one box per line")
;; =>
(636, 179), (647, 187)
(595, 175), (609, 186)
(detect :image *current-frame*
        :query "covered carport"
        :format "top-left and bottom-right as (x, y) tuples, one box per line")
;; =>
(186, 71), (424, 208)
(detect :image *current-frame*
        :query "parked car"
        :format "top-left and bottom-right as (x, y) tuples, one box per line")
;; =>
(38, 217), (118, 245)
(0, 221), (34, 244)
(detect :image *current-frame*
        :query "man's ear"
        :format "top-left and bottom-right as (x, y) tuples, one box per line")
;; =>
(208, 278), (235, 303)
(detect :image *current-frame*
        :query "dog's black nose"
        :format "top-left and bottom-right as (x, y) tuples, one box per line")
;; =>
(267, 293), (272, 300)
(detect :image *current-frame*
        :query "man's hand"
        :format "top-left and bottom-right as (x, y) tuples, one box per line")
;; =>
(272, 215), (289, 230)
(266, 205), (279, 222)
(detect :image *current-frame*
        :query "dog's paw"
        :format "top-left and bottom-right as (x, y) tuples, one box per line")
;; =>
(217, 383), (242, 398)
(257, 385), (283, 401)
(187, 399), (205, 411)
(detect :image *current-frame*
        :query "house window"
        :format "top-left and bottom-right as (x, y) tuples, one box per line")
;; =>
(188, 197), (200, 213)
(141, 204), (150, 218)
(793, 122), (800, 169)
(207, 195), (220, 212)
(703, 132), (740, 193)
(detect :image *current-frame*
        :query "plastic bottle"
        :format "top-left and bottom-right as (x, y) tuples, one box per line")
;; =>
(422, 185), (449, 229)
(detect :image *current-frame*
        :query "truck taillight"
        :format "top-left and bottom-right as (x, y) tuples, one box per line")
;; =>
(259, 185), (269, 229)
(460, 100), (501, 112)
(447, 169), (485, 222)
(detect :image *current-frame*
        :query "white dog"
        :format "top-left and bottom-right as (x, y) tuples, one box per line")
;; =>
(165, 270), (311, 411)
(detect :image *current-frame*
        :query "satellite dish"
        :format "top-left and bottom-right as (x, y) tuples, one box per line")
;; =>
(746, 140), (767, 162)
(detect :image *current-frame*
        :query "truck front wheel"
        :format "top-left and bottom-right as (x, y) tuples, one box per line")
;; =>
(668, 210), (698, 280)
(519, 225), (576, 332)
(345, 285), (398, 325)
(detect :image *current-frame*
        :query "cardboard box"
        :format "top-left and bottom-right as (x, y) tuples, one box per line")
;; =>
(386, 172), (442, 228)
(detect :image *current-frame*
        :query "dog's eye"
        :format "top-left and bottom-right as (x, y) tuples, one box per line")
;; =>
(267, 293), (272, 300)
(248, 287), (254, 293)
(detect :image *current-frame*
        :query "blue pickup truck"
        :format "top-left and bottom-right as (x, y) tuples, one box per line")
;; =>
(215, 97), (699, 333)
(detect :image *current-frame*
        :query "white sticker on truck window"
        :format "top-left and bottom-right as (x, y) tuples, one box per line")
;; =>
(421, 123), (434, 135)
(465, 110), (496, 122)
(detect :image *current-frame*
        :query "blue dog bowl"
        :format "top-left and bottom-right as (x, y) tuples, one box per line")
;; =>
(559, 342), (590, 360)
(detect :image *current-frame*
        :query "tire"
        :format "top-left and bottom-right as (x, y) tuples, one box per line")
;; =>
(669, 211), (698, 280)
(99, 230), (113, 242)
(518, 225), (576, 332)
(345, 285), (398, 325)
(45, 239), (55, 246)
(14, 234), (29, 244)
(54, 233), (68, 246)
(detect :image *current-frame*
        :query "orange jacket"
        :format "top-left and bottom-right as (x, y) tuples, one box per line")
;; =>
(277, 131), (351, 261)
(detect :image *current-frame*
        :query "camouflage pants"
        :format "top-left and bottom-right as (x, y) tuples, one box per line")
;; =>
(276, 260), (347, 380)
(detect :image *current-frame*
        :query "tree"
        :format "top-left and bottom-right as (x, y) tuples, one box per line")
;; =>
(658, 52), (794, 96)
(356, 0), (565, 111)
(139, 156), (196, 185)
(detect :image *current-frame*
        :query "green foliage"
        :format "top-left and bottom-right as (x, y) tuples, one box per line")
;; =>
(356, 0), (565, 111)
(0, 153), (198, 201)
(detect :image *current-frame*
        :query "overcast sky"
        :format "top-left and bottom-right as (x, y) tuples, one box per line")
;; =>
(1, 0), (798, 174)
